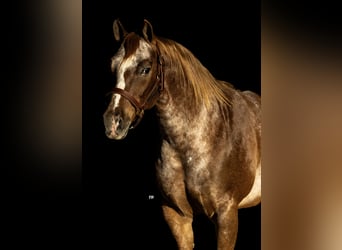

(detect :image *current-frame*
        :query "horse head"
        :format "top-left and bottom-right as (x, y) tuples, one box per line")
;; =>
(103, 19), (163, 139)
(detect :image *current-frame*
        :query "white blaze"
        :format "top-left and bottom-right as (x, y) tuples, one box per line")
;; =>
(113, 56), (136, 108)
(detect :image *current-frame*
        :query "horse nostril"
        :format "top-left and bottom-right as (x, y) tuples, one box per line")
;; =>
(117, 116), (122, 126)
(113, 108), (123, 126)
(114, 108), (120, 117)
(114, 116), (123, 130)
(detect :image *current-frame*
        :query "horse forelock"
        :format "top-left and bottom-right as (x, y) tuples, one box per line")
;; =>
(123, 33), (143, 59)
(155, 38), (232, 108)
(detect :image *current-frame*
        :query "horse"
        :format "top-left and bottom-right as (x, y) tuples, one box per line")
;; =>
(103, 19), (261, 250)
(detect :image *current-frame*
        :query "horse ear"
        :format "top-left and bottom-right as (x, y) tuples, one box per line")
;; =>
(142, 19), (154, 42)
(113, 19), (127, 42)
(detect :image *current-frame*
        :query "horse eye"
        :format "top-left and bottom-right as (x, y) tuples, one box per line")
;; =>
(140, 67), (151, 75)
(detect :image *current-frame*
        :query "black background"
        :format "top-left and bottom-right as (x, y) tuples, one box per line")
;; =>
(2, 1), (260, 249)
(83, 1), (260, 249)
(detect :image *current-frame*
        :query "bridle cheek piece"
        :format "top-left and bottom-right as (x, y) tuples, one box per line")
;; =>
(111, 52), (164, 129)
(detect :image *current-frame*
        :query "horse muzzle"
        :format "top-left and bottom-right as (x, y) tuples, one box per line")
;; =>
(103, 108), (133, 140)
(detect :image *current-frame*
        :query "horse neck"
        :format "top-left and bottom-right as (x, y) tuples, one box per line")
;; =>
(155, 65), (220, 142)
(156, 63), (202, 124)
(156, 41), (205, 115)
(154, 39), (230, 141)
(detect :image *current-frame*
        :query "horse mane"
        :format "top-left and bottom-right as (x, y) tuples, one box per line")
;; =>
(155, 37), (232, 108)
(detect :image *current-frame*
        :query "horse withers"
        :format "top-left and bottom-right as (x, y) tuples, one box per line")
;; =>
(103, 19), (261, 250)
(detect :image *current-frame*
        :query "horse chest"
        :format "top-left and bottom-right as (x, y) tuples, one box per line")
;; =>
(158, 138), (216, 211)
(158, 106), (220, 191)
(159, 139), (212, 182)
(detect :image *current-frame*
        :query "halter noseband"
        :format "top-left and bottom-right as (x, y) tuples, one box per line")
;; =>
(111, 48), (164, 129)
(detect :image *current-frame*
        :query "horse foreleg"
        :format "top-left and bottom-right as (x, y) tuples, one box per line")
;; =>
(215, 201), (239, 250)
(162, 205), (194, 250)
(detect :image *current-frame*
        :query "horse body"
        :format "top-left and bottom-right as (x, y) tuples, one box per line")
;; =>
(103, 19), (261, 250)
(156, 80), (261, 249)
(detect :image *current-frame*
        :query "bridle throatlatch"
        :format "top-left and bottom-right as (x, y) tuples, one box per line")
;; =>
(111, 49), (164, 129)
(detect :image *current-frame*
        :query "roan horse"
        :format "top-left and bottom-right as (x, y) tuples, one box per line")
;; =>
(103, 19), (261, 250)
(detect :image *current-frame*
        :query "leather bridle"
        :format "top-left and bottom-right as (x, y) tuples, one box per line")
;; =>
(111, 47), (164, 129)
